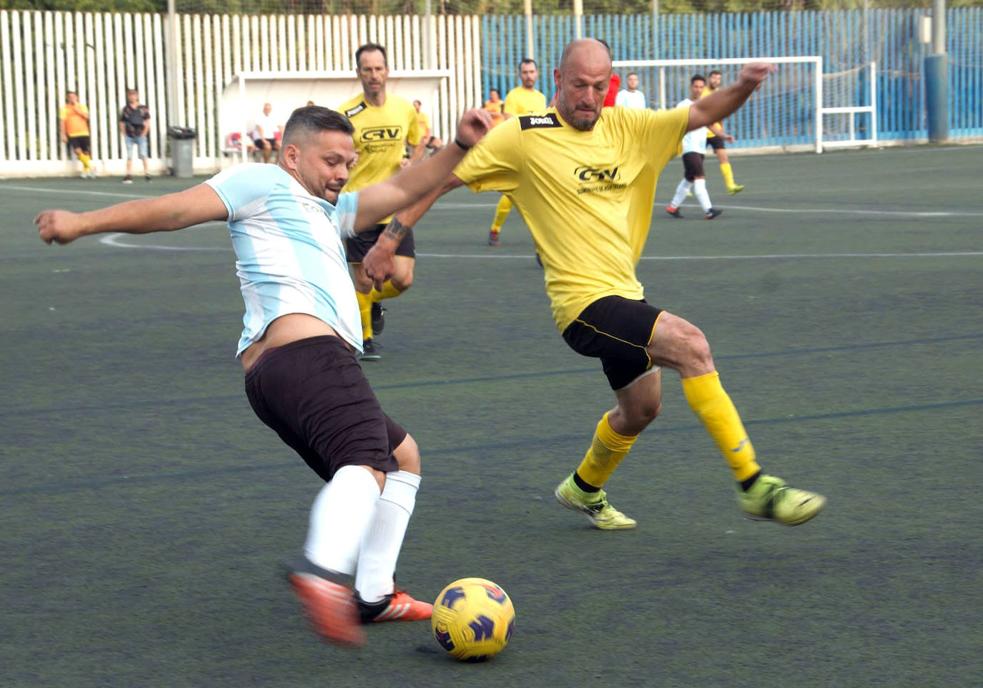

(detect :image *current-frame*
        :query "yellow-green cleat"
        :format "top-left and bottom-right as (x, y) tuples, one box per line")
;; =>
(727, 184), (745, 195)
(739, 474), (826, 526)
(554, 474), (637, 530)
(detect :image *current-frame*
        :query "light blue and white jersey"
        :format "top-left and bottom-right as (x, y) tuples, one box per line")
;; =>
(677, 98), (707, 154)
(205, 163), (362, 356)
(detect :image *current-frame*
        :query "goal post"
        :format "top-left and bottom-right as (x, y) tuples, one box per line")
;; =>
(221, 70), (452, 164)
(612, 57), (879, 154)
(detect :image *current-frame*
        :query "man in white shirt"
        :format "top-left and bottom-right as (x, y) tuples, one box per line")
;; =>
(665, 75), (722, 220)
(615, 72), (647, 109)
(36, 104), (493, 648)
(253, 102), (280, 163)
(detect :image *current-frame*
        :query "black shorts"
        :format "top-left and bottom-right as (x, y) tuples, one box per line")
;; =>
(683, 152), (705, 182)
(68, 136), (90, 155)
(346, 223), (416, 262)
(706, 135), (726, 151)
(562, 296), (663, 390)
(254, 137), (278, 148)
(244, 335), (405, 482)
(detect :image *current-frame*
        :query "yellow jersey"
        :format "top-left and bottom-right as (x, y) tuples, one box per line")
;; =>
(454, 106), (690, 331)
(483, 100), (506, 127)
(339, 93), (422, 191)
(59, 103), (90, 137)
(416, 110), (430, 136)
(503, 87), (547, 116)
(701, 85), (722, 136)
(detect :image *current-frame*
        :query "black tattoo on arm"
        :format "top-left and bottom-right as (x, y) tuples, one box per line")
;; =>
(382, 217), (411, 242)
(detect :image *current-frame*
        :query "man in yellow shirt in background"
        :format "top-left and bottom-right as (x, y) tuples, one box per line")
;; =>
(487, 59), (547, 247)
(365, 39), (825, 532)
(60, 91), (94, 178)
(339, 43), (425, 360)
(412, 99), (443, 153)
(703, 69), (743, 194)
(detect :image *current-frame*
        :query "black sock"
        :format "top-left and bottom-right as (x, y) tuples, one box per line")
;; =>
(356, 593), (393, 623)
(573, 471), (601, 493)
(740, 471), (762, 492)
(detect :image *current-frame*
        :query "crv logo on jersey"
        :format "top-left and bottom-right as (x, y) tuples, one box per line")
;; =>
(575, 166), (621, 183)
(361, 126), (403, 142)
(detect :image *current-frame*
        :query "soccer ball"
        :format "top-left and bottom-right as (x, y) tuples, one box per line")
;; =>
(431, 577), (515, 661)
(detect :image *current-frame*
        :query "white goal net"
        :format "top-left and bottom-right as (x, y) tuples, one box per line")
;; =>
(612, 57), (878, 154)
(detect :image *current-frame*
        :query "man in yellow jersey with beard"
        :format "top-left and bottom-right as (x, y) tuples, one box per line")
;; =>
(365, 39), (825, 531)
(703, 69), (743, 194)
(339, 43), (425, 360)
(487, 58), (547, 247)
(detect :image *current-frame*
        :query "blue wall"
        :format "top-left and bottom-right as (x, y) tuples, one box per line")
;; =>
(482, 8), (983, 146)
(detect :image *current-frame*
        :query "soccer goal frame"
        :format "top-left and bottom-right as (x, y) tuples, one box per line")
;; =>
(612, 57), (878, 154)
(221, 70), (452, 164)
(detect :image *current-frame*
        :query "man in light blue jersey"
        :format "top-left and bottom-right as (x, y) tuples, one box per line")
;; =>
(35, 105), (492, 648)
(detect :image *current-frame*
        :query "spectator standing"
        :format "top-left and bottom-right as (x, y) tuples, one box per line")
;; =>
(120, 88), (152, 183)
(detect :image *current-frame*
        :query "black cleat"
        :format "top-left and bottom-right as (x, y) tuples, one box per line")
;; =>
(370, 302), (385, 335)
(360, 339), (382, 361)
(704, 208), (723, 220)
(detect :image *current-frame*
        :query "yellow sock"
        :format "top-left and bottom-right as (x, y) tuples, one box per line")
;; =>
(369, 279), (402, 302)
(490, 195), (512, 232)
(575, 412), (639, 489)
(356, 290), (373, 340)
(720, 162), (736, 189)
(78, 152), (92, 171)
(681, 371), (760, 481)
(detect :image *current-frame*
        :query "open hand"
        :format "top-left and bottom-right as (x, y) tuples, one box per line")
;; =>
(36, 209), (85, 245)
(739, 62), (776, 90)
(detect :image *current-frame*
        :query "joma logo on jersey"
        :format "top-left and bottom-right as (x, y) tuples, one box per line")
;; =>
(575, 166), (621, 182)
(361, 126), (403, 142)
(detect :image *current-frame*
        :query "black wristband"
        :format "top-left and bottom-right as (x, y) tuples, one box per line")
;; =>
(453, 137), (472, 151)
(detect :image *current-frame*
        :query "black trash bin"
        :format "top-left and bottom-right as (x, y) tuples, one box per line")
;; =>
(167, 126), (197, 178)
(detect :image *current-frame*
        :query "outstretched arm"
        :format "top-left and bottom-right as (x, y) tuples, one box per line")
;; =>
(688, 63), (774, 132)
(361, 174), (465, 288)
(36, 183), (228, 245)
(353, 108), (490, 230)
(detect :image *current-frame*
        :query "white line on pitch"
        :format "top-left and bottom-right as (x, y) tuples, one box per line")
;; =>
(8, 183), (983, 218)
(99, 235), (983, 260)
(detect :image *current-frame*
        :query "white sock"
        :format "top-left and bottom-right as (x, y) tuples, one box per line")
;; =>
(355, 470), (421, 603)
(304, 465), (381, 576)
(693, 178), (712, 212)
(670, 179), (692, 208)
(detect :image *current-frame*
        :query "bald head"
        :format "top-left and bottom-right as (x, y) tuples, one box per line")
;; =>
(559, 38), (612, 73)
(554, 39), (613, 131)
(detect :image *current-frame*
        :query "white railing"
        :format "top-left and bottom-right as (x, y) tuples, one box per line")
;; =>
(0, 10), (483, 177)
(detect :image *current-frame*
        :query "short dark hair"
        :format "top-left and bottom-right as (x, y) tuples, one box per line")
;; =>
(626, 71), (638, 78)
(355, 43), (388, 69)
(519, 58), (537, 69)
(126, 87), (138, 95)
(282, 106), (354, 147)
(489, 88), (500, 96)
(691, 74), (706, 85)
(709, 69), (722, 77)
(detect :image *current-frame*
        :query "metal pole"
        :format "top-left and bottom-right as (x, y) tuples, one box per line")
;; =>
(651, 0), (659, 62)
(573, 0), (583, 40)
(424, 0), (433, 70)
(165, 0), (179, 126)
(525, 0), (534, 60)
(925, 0), (948, 142)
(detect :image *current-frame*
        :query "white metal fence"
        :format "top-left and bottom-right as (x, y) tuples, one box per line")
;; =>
(0, 10), (483, 176)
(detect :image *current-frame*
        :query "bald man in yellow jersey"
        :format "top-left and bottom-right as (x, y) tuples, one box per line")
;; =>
(487, 58), (547, 247)
(703, 70), (743, 194)
(365, 39), (825, 531)
(339, 43), (425, 360)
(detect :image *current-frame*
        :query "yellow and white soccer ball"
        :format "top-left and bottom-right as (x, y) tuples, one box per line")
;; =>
(431, 577), (515, 661)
